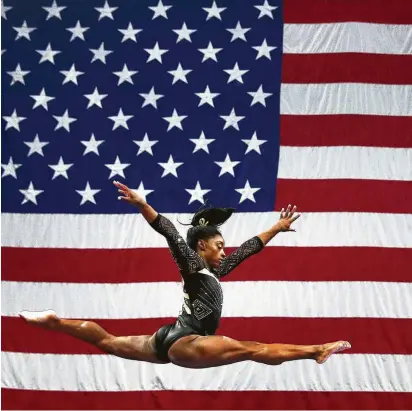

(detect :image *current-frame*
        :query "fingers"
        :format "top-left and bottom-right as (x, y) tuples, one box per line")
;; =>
(113, 180), (128, 190)
(285, 204), (292, 216)
(281, 204), (297, 218)
(117, 196), (131, 202)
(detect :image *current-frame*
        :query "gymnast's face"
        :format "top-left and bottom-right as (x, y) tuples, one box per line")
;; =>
(199, 235), (226, 269)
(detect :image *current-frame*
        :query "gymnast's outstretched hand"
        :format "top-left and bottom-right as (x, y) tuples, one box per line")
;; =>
(275, 204), (300, 232)
(113, 180), (146, 206)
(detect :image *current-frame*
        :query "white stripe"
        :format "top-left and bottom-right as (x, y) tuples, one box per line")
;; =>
(280, 83), (412, 116)
(2, 212), (411, 249)
(278, 147), (412, 181)
(3, 281), (411, 319)
(2, 352), (411, 392)
(283, 23), (412, 55)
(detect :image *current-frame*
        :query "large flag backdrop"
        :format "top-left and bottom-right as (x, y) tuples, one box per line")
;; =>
(1, 0), (412, 409)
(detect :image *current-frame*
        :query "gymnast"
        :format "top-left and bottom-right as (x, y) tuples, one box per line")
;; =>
(20, 180), (351, 368)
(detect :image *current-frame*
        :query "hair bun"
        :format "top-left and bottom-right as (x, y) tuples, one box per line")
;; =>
(190, 207), (235, 227)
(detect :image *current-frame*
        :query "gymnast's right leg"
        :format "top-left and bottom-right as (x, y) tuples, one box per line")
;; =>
(19, 309), (167, 364)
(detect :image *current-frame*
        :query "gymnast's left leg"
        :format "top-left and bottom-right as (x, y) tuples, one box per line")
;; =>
(167, 334), (351, 369)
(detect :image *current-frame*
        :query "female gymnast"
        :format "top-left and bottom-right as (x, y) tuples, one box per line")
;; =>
(20, 180), (351, 369)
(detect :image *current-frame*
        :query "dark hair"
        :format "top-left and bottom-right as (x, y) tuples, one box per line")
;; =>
(186, 225), (222, 251)
(180, 206), (236, 251)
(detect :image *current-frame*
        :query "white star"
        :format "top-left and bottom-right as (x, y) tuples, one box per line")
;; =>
(43, 1), (66, 20)
(7, 63), (30, 85)
(190, 131), (215, 154)
(195, 86), (220, 107)
(48, 156), (74, 180)
(168, 63), (192, 84)
(255, 0), (278, 19)
(220, 108), (245, 131)
(76, 182), (101, 205)
(186, 181), (211, 205)
(248, 85), (273, 106)
(24, 134), (49, 157)
(173, 22), (196, 43)
(226, 22), (251, 42)
(13, 21), (36, 40)
(162, 109), (187, 131)
(60, 64), (84, 85)
(84, 87), (107, 108)
(118, 22), (142, 42)
(132, 182), (154, 202)
(252, 38), (276, 60)
(30, 88), (55, 110)
(144, 42), (168, 63)
(95, 1), (118, 20)
(242, 132), (267, 154)
(158, 155), (183, 178)
(53, 109), (77, 132)
(66, 21), (89, 41)
(224, 62), (249, 84)
(113, 64), (138, 85)
(149, 0), (172, 19)
(139, 86), (164, 109)
(90, 42), (113, 64)
(108, 108), (134, 130)
(2, 2), (12, 19)
(198, 42), (222, 62)
(236, 180), (261, 203)
(215, 154), (240, 177)
(203, 1), (226, 20)
(133, 133), (158, 156)
(105, 156), (130, 179)
(20, 182), (43, 205)
(3, 109), (26, 131)
(80, 133), (104, 155)
(1, 156), (21, 178)
(36, 43), (61, 64)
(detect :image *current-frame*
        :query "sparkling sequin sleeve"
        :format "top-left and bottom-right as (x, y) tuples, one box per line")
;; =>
(150, 214), (205, 275)
(215, 236), (264, 278)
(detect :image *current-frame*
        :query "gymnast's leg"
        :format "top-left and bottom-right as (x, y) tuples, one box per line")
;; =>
(167, 334), (351, 369)
(19, 310), (167, 364)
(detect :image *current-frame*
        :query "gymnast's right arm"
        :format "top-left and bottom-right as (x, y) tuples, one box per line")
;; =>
(113, 180), (204, 274)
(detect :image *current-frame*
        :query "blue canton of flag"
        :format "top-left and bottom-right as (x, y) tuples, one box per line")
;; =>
(2, 0), (283, 213)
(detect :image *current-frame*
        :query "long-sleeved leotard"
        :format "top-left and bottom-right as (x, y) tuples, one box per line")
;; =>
(150, 213), (264, 335)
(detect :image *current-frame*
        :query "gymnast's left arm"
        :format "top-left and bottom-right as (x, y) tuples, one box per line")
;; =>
(216, 204), (300, 278)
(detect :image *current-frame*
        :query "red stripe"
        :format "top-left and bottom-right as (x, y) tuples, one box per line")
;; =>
(3, 389), (412, 410)
(282, 54), (412, 85)
(280, 115), (412, 148)
(275, 179), (412, 214)
(283, 0), (412, 24)
(2, 246), (411, 283)
(3, 316), (412, 355)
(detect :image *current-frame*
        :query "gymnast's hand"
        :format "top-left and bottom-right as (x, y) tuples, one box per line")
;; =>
(113, 180), (146, 206)
(275, 204), (300, 232)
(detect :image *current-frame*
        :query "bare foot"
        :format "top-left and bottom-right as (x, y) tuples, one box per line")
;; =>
(315, 341), (351, 364)
(19, 310), (59, 329)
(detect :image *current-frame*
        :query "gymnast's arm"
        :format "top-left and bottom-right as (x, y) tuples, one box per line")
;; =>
(113, 180), (204, 274)
(215, 236), (264, 278)
(216, 204), (300, 278)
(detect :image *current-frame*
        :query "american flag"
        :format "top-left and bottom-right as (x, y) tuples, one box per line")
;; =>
(2, 0), (412, 409)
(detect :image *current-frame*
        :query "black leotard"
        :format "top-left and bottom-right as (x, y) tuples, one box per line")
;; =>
(150, 213), (264, 336)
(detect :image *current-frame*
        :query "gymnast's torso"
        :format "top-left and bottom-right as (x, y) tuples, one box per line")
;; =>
(150, 214), (264, 335)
